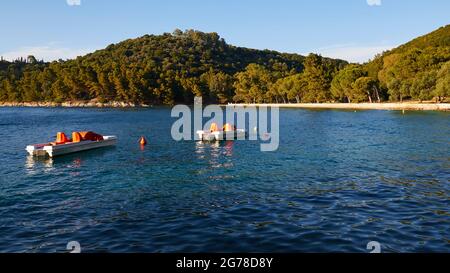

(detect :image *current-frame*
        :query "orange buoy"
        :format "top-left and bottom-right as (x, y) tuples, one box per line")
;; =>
(139, 136), (147, 146)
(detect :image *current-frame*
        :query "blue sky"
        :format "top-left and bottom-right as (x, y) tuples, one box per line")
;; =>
(0, 0), (449, 63)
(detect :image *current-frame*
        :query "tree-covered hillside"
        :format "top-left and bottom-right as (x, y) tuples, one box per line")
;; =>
(362, 25), (450, 102)
(392, 25), (450, 52)
(1, 26), (449, 105)
(0, 30), (346, 105)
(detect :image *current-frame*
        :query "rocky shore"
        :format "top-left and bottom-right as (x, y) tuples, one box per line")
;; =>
(0, 101), (151, 108)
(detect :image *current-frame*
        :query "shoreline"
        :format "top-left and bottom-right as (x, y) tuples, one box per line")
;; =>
(1, 101), (449, 111)
(226, 102), (450, 111)
(0, 101), (152, 108)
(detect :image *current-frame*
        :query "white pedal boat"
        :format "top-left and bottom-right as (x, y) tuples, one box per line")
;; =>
(196, 129), (247, 141)
(26, 136), (117, 158)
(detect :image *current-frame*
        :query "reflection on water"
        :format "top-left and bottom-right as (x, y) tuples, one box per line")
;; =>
(195, 141), (235, 167)
(224, 141), (234, 157)
(25, 147), (116, 176)
(195, 140), (234, 156)
(25, 156), (54, 174)
(194, 141), (235, 179)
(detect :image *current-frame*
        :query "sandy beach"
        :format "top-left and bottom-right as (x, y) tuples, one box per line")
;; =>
(227, 102), (450, 111)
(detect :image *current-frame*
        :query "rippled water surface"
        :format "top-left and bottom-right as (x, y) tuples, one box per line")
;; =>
(0, 107), (449, 252)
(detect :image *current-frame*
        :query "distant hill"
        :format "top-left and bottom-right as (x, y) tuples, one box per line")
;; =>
(392, 25), (450, 52)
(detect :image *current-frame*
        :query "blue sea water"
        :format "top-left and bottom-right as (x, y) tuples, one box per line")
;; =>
(0, 107), (448, 253)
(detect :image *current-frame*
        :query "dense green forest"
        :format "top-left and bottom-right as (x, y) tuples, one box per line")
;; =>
(362, 24), (450, 102)
(0, 26), (449, 105)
